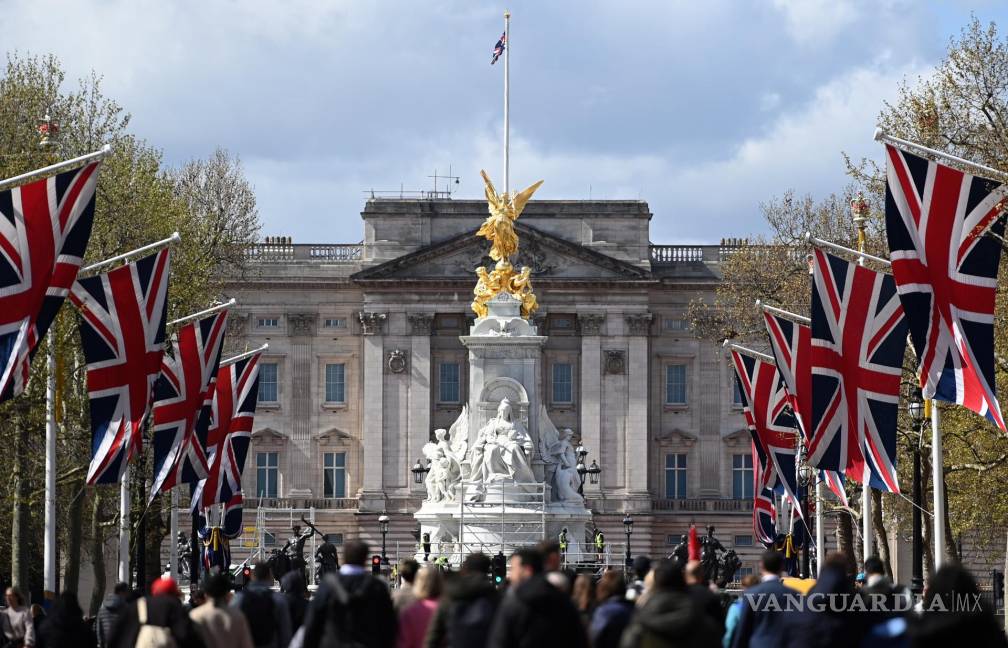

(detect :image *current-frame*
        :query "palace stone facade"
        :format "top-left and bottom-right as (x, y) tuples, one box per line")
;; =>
(222, 198), (772, 572)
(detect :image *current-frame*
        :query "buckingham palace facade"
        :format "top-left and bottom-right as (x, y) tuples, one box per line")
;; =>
(222, 197), (767, 570)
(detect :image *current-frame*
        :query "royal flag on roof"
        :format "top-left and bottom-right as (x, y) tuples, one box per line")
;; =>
(809, 247), (906, 492)
(730, 350), (801, 510)
(149, 310), (229, 500)
(884, 143), (1006, 429)
(193, 351), (262, 539)
(71, 248), (171, 485)
(762, 311), (849, 506)
(0, 161), (101, 401)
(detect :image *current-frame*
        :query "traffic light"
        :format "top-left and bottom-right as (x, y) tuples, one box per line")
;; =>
(993, 570), (1004, 607)
(233, 564), (251, 591)
(491, 552), (506, 585)
(372, 555), (382, 576)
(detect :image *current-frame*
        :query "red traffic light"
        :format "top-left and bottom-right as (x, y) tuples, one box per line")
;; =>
(371, 554), (382, 574)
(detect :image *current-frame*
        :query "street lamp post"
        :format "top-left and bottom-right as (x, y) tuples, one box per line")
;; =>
(575, 443), (589, 495)
(797, 457), (814, 579)
(908, 394), (925, 595)
(378, 514), (390, 565)
(622, 514), (633, 569)
(411, 458), (430, 486)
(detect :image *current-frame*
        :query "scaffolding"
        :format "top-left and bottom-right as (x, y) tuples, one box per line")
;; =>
(457, 480), (546, 558)
(229, 504), (320, 585)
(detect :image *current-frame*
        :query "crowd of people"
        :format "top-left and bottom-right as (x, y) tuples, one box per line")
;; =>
(1, 538), (1006, 648)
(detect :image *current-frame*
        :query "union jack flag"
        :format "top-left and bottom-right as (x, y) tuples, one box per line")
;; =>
(763, 311), (849, 506)
(196, 352), (261, 521)
(491, 31), (506, 64)
(730, 350), (801, 510)
(149, 310), (229, 500)
(809, 247), (906, 492)
(0, 162), (100, 401)
(71, 249), (170, 485)
(884, 144), (1006, 429)
(753, 446), (777, 547)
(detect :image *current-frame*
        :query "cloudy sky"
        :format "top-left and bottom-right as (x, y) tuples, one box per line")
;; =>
(6, 1), (1007, 243)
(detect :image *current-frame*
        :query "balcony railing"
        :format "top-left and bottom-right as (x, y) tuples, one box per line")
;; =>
(253, 496), (359, 510)
(652, 498), (754, 512)
(649, 243), (806, 267)
(246, 240), (363, 263)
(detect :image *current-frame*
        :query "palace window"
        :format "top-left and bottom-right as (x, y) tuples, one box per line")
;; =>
(552, 363), (573, 403)
(256, 452), (278, 498)
(732, 453), (754, 499)
(259, 363), (278, 402)
(734, 534), (754, 547)
(664, 453), (687, 499)
(665, 364), (688, 405)
(733, 378), (745, 407)
(325, 533), (344, 545)
(323, 452), (347, 498)
(663, 318), (689, 331)
(323, 318), (347, 329)
(439, 362), (460, 403)
(325, 363), (346, 403)
(257, 317), (279, 328)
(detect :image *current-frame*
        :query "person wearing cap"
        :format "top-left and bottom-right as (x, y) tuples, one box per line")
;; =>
(105, 576), (206, 648)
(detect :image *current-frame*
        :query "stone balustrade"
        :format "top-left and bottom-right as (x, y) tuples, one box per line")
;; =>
(651, 498), (754, 512)
(246, 240), (363, 263)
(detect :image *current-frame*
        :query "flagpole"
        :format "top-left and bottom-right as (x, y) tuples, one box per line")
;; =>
(815, 478), (824, 575)
(755, 300), (811, 325)
(167, 298), (236, 327)
(874, 128), (1008, 184)
(0, 145), (111, 192)
(805, 233), (891, 267)
(81, 232), (180, 274)
(169, 490), (179, 581)
(219, 343), (269, 368)
(503, 9), (510, 195)
(851, 194), (874, 566)
(722, 340), (775, 364)
(119, 476), (131, 584)
(930, 400), (946, 569)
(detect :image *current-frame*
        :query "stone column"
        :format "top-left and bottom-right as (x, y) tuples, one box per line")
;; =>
(578, 314), (604, 495)
(287, 313), (316, 497)
(359, 311), (387, 510)
(407, 313), (434, 497)
(625, 314), (651, 502)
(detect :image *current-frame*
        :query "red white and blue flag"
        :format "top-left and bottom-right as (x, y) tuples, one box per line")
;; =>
(763, 311), (849, 506)
(730, 350), (802, 511)
(192, 351), (261, 539)
(491, 31), (506, 64)
(809, 248), (906, 492)
(71, 248), (171, 485)
(149, 310), (229, 500)
(0, 162), (100, 401)
(753, 445), (777, 547)
(884, 144), (1006, 429)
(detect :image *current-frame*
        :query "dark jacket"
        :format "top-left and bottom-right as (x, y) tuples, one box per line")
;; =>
(425, 573), (500, 648)
(687, 584), (725, 635)
(301, 570), (397, 648)
(36, 594), (97, 648)
(281, 571), (309, 632)
(106, 594), (206, 648)
(95, 593), (126, 648)
(231, 580), (293, 648)
(781, 566), (867, 648)
(589, 595), (634, 648)
(487, 575), (587, 648)
(619, 590), (719, 648)
(730, 578), (796, 648)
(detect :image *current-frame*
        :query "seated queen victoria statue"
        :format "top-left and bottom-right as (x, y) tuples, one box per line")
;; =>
(465, 398), (536, 501)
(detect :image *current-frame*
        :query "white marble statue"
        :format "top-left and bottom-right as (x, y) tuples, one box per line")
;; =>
(421, 407), (469, 503)
(539, 406), (584, 504)
(465, 398), (536, 500)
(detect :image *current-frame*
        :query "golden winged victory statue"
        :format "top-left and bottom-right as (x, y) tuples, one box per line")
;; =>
(471, 170), (544, 319)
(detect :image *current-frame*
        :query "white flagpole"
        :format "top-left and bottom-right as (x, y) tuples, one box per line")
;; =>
(931, 400), (946, 569)
(874, 128), (1008, 184)
(0, 145), (111, 192)
(44, 339), (56, 597)
(722, 340), (775, 363)
(168, 298), (235, 327)
(504, 9), (511, 195)
(119, 477), (130, 584)
(169, 490), (179, 581)
(219, 343), (269, 368)
(755, 300), (812, 325)
(81, 232), (180, 274)
(815, 478), (824, 575)
(806, 233), (891, 267)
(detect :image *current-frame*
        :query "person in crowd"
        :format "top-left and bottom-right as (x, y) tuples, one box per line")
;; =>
(572, 574), (596, 626)
(301, 538), (397, 648)
(28, 605), (44, 627)
(96, 583), (130, 648)
(188, 588), (207, 611)
(536, 541), (573, 593)
(619, 558), (719, 648)
(730, 550), (795, 648)
(722, 575), (759, 648)
(281, 571), (309, 633)
(35, 591), (95, 648)
(626, 556), (652, 604)
(783, 551), (868, 648)
(231, 562), (292, 648)
(1, 586), (35, 647)
(395, 559), (420, 613)
(105, 576), (205, 648)
(589, 570), (634, 648)
(911, 562), (1008, 648)
(685, 560), (725, 634)
(190, 573), (254, 648)
(487, 547), (587, 648)
(424, 553), (500, 648)
(397, 566), (443, 648)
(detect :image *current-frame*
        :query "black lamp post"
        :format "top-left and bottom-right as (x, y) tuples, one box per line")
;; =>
(587, 460), (601, 486)
(575, 443), (589, 495)
(797, 458), (814, 578)
(622, 514), (634, 568)
(378, 513), (390, 565)
(411, 458), (430, 485)
(909, 393), (925, 595)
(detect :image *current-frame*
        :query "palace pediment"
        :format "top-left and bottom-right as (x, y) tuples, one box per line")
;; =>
(352, 223), (650, 282)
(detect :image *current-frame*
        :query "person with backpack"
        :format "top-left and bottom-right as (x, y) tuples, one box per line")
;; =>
(105, 576), (206, 648)
(231, 562), (292, 648)
(96, 582), (131, 648)
(301, 538), (397, 648)
(424, 553), (500, 648)
(190, 574), (254, 648)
